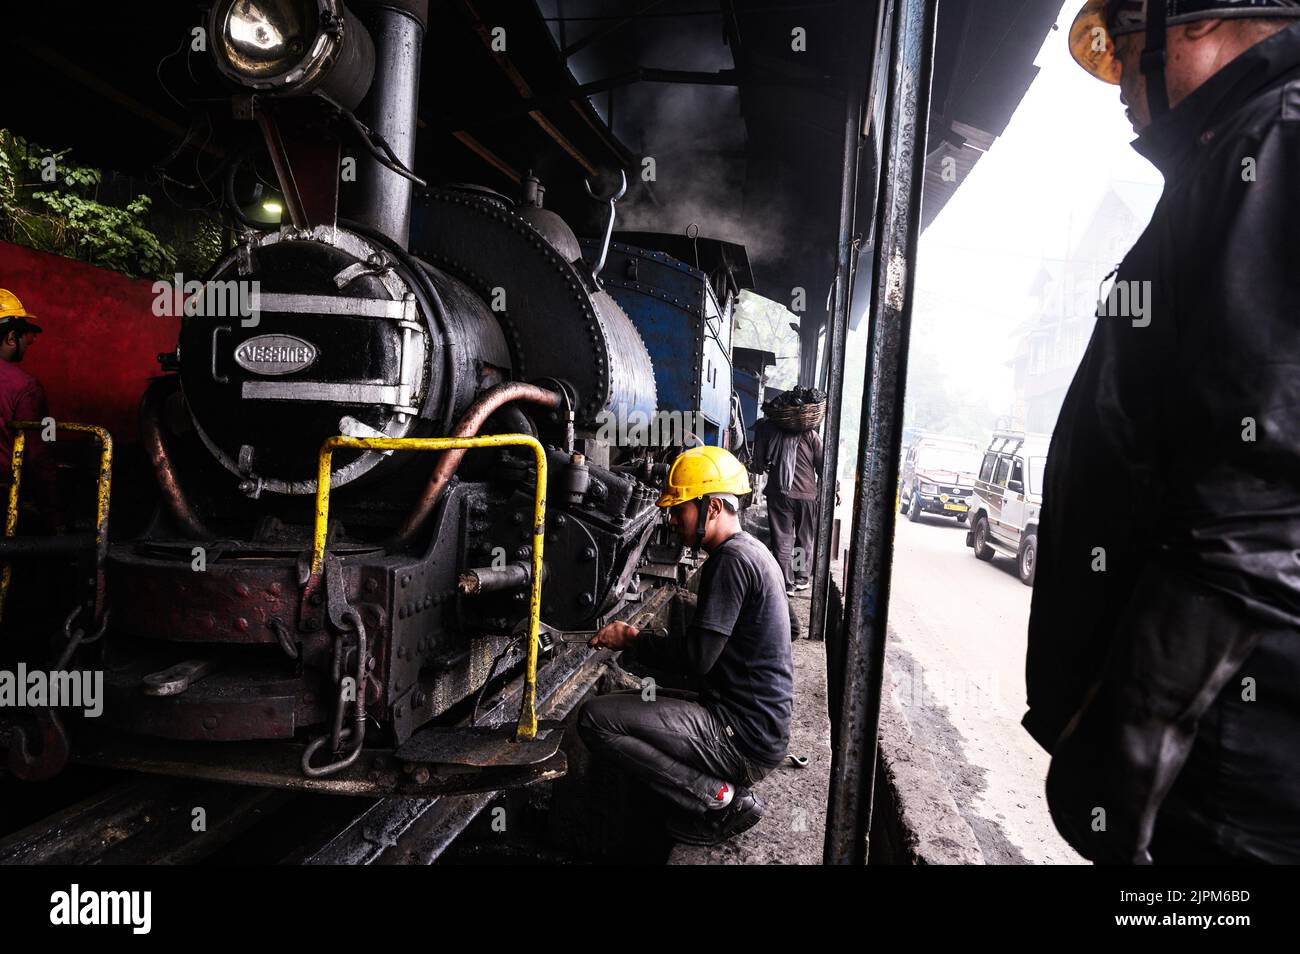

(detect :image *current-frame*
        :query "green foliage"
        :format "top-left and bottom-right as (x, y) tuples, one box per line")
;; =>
(732, 291), (800, 393)
(163, 215), (225, 278)
(834, 325), (995, 484)
(0, 128), (174, 279)
(900, 346), (997, 444)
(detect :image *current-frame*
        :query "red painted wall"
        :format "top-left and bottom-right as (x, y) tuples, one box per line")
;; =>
(0, 241), (179, 442)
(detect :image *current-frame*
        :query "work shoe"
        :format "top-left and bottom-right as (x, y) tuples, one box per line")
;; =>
(667, 790), (765, 846)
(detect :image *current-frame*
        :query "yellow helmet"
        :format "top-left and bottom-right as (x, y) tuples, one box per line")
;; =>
(657, 445), (752, 508)
(0, 288), (38, 323)
(1069, 0), (1123, 85)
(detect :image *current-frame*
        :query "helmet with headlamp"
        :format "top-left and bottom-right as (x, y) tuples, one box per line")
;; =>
(1069, 1), (1300, 117)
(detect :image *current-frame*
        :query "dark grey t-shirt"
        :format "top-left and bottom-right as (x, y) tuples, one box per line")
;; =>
(693, 531), (794, 766)
(751, 420), (823, 500)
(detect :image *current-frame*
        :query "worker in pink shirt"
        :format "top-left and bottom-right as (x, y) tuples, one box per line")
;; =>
(0, 289), (61, 532)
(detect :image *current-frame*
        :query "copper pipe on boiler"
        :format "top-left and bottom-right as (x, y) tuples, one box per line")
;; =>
(140, 381), (211, 539)
(391, 382), (562, 546)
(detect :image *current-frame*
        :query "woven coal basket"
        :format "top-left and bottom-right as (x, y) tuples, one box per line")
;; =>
(766, 399), (826, 432)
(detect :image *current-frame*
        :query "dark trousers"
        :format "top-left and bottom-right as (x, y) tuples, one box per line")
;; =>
(767, 492), (816, 587)
(577, 689), (770, 814)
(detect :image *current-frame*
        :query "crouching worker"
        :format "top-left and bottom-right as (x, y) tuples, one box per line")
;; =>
(577, 446), (793, 846)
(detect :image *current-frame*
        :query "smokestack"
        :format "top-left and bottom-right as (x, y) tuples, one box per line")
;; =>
(344, 1), (428, 247)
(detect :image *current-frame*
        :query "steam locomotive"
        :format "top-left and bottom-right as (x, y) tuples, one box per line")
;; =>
(3, 0), (753, 793)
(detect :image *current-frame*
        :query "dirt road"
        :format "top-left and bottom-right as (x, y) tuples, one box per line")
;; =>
(883, 512), (1083, 864)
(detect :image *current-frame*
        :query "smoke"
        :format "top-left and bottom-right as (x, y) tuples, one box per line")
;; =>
(597, 28), (793, 267)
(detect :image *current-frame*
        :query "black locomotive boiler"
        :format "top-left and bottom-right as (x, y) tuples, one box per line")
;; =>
(30, 0), (751, 794)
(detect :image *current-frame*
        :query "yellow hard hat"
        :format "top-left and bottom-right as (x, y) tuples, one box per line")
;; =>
(1069, 0), (1122, 85)
(0, 288), (38, 323)
(657, 445), (752, 508)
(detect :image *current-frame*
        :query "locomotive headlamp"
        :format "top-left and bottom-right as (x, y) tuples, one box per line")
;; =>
(209, 0), (376, 110)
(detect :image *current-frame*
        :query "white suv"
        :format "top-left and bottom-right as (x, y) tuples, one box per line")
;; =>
(965, 432), (1049, 586)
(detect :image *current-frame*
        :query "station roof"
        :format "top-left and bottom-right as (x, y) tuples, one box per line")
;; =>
(1, 1), (1060, 330)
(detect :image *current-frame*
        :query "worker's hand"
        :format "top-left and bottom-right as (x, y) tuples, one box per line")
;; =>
(590, 621), (638, 651)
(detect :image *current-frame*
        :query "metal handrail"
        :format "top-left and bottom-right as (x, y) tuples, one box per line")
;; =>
(310, 433), (548, 742)
(0, 420), (113, 626)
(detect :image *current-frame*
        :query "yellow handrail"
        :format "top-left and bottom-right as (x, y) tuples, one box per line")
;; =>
(311, 434), (547, 742)
(1, 420), (113, 626)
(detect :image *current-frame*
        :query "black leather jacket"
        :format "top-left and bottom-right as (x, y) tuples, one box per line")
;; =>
(1024, 24), (1300, 864)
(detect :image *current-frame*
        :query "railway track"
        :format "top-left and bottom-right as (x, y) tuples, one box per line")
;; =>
(0, 635), (630, 865)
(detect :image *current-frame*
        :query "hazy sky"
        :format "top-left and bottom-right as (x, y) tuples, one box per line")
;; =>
(898, 0), (1165, 416)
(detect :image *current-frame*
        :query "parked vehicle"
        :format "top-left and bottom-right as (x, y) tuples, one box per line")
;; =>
(965, 431), (1050, 585)
(897, 435), (982, 524)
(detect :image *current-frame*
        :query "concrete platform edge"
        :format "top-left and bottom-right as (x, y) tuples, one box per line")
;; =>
(870, 660), (986, 865)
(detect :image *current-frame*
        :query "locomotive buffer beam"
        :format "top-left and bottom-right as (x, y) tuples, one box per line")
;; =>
(58, 567), (677, 822)
(71, 729), (567, 799)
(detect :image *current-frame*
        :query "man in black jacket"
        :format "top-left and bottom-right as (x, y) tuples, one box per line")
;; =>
(1031, 1), (1300, 864)
(751, 415), (824, 596)
(578, 446), (793, 847)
